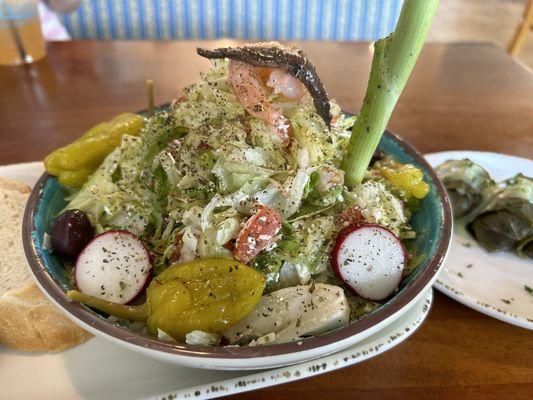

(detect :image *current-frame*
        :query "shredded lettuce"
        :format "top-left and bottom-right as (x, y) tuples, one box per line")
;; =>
(140, 112), (188, 169)
(65, 60), (414, 293)
(254, 168), (312, 218)
(66, 135), (154, 236)
(213, 159), (273, 193)
(288, 103), (345, 166)
(345, 180), (407, 235)
(290, 216), (337, 276)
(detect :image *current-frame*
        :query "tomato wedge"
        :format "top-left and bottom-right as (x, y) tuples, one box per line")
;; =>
(337, 205), (364, 228)
(234, 205), (282, 263)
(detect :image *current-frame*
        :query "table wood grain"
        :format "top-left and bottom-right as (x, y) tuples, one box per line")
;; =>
(1, 41), (532, 400)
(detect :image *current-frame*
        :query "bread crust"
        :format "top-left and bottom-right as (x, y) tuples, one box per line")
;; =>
(0, 177), (92, 351)
(0, 177), (31, 193)
(0, 285), (92, 352)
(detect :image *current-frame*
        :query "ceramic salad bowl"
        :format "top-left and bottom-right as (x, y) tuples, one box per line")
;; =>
(23, 121), (452, 370)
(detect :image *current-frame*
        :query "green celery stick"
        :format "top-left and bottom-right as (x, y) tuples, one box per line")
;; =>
(342, 0), (439, 187)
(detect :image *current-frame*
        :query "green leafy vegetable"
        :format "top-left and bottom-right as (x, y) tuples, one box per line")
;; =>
(140, 112), (188, 169)
(467, 174), (533, 257)
(435, 159), (496, 218)
(288, 203), (335, 222)
(347, 296), (380, 320)
(66, 135), (154, 236)
(517, 236), (533, 259)
(251, 251), (284, 288)
(213, 159), (273, 193)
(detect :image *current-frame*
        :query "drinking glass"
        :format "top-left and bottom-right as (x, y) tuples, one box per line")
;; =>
(0, 0), (46, 66)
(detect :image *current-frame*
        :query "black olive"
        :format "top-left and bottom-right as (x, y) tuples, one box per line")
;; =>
(51, 210), (94, 262)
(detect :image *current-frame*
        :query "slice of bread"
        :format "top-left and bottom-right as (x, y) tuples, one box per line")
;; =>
(0, 176), (32, 194)
(0, 177), (92, 351)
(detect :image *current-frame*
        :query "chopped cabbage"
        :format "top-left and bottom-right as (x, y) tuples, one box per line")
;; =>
(289, 216), (337, 277)
(66, 135), (154, 236)
(64, 60), (415, 299)
(213, 158), (273, 193)
(254, 168), (312, 218)
(346, 180), (407, 234)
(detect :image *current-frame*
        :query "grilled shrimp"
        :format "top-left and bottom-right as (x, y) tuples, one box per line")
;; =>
(197, 43), (332, 126)
(228, 60), (304, 145)
(266, 69), (305, 100)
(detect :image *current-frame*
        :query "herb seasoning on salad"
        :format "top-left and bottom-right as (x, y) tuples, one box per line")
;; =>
(45, 0), (439, 347)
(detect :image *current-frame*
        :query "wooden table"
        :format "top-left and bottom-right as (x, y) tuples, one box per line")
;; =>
(1, 41), (532, 399)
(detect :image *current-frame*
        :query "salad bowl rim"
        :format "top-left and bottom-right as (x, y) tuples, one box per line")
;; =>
(22, 124), (452, 360)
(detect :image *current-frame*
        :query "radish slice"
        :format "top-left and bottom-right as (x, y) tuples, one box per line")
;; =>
(74, 230), (152, 304)
(331, 224), (406, 301)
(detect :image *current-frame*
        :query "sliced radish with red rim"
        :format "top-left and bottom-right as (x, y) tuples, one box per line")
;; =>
(74, 230), (152, 304)
(331, 224), (406, 301)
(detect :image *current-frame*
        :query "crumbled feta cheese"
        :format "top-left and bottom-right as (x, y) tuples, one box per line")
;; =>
(157, 329), (176, 342)
(179, 227), (199, 262)
(185, 330), (221, 346)
(280, 261), (311, 286)
(249, 332), (277, 346)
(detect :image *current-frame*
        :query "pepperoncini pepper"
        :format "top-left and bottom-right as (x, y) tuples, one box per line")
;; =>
(376, 160), (430, 199)
(67, 259), (265, 342)
(44, 113), (145, 187)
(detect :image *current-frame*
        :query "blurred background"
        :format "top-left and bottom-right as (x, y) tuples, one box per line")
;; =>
(34, 0), (533, 68)
(1, 0), (530, 68)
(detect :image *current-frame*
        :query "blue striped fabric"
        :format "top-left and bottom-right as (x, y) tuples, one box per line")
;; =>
(60, 0), (404, 41)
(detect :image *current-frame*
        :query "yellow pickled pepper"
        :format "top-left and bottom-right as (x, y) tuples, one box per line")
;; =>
(378, 163), (430, 199)
(67, 259), (266, 342)
(146, 259), (265, 340)
(44, 113), (145, 187)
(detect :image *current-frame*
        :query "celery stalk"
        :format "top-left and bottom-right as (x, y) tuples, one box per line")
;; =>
(341, 0), (439, 187)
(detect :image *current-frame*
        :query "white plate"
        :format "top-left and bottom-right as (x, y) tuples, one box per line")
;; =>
(1, 285), (432, 400)
(425, 151), (533, 330)
(6, 161), (443, 370)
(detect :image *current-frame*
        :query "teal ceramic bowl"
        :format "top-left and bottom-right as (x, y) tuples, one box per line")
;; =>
(23, 116), (452, 369)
